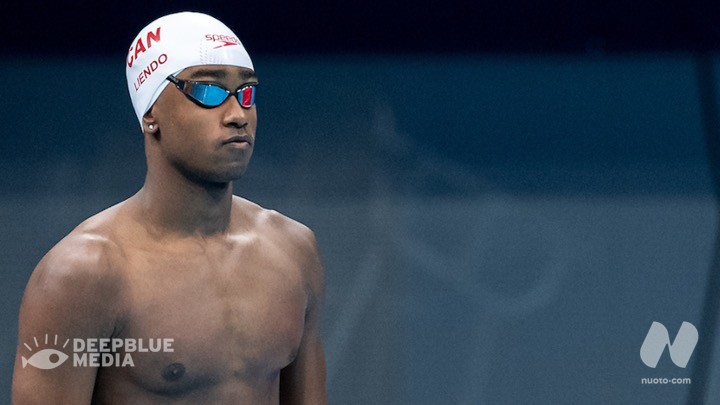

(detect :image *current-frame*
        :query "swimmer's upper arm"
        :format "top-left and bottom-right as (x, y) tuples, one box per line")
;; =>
(279, 226), (327, 405)
(12, 235), (122, 405)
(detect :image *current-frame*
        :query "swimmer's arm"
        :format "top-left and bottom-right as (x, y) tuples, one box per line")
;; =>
(12, 238), (120, 404)
(279, 231), (327, 405)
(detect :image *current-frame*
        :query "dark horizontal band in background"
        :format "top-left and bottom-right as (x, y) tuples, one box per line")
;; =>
(3, 0), (720, 55)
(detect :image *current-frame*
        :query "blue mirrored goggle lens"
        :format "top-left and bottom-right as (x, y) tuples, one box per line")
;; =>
(187, 83), (229, 107)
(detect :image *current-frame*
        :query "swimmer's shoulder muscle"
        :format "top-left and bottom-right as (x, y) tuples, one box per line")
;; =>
(24, 203), (126, 326)
(236, 196), (323, 282)
(13, 205), (126, 404)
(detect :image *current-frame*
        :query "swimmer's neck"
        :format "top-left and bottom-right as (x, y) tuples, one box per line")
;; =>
(134, 167), (235, 238)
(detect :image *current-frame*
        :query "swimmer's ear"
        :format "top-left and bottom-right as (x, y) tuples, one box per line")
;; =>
(142, 109), (159, 136)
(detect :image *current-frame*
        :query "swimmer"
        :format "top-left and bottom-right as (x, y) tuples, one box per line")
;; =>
(12, 12), (326, 404)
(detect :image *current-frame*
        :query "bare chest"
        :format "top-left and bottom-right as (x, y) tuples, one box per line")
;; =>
(104, 241), (308, 397)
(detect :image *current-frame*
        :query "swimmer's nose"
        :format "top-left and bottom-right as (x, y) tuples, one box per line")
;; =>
(222, 96), (253, 129)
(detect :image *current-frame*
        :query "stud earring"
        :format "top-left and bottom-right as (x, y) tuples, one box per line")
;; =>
(149, 124), (154, 130)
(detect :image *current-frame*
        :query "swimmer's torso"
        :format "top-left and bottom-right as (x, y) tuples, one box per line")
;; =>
(85, 198), (310, 404)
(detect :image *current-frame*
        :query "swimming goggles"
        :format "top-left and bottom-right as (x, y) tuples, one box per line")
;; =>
(166, 75), (257, 109)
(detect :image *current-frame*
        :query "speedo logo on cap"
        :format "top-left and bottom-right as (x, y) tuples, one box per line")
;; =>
(205, 34), (241, 49)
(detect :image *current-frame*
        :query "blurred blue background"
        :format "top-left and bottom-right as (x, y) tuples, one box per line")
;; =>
(2, 1), (720, 404)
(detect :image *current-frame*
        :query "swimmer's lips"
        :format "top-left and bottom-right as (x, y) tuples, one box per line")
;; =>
(222, 135), (252, 149)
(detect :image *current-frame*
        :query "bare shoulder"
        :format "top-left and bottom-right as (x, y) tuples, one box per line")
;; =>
(233, 196), (323, 291)
(233, 196), (319, 254)
(14, 204), (130, 403)
(21, 203), (128, 333)
(33, 203), (125, 286)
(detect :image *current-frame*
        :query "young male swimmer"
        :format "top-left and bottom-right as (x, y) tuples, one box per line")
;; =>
(13, 11), (327, 404)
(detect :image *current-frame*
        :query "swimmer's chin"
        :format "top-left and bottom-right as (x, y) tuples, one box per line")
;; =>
(179, 164), (250, 186)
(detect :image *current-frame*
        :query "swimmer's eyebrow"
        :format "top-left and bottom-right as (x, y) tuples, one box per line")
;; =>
(188, 69), (227, 80)
(239, 69), (258, 82)
(240, 70), (257, 81)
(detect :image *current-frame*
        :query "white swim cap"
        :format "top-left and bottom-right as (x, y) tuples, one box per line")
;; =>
(125, 12), (254, 128)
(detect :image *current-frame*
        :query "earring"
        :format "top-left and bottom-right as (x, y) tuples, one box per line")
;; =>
(149, 124), (154, 130)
